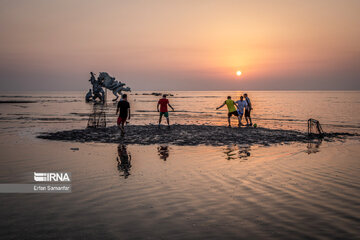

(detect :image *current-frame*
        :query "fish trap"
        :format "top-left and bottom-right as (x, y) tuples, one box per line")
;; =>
(87, 111), (106, 128)
(307, 118), (324, 136)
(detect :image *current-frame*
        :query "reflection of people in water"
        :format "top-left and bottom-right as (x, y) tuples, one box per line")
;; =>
(116, 144), (132, 178)
(238, 146), (251, 159)
(224, 145), (237, 160)
(224, 145), (251, 160)
(158, 145), (169, 161)
(306, 139), (322, 154)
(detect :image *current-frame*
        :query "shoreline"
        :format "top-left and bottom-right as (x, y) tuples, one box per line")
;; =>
(37, 124), (356, 146)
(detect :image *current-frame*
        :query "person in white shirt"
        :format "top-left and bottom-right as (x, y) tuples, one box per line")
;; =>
(235, 96), (247, 126)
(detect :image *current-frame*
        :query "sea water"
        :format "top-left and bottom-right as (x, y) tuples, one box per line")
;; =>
(0, 91), (359, 239)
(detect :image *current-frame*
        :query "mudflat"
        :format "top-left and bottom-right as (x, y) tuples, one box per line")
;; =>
(37, 124), (354, 146)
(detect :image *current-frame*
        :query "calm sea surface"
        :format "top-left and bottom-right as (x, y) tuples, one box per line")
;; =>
(0, 91), (359, 239)
(0, 90), (359, 134)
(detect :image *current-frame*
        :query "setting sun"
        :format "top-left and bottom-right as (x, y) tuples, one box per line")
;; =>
(236, 71), (242, 76)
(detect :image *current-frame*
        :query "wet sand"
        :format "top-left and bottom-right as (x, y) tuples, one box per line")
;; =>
(38, 124), (354, 146)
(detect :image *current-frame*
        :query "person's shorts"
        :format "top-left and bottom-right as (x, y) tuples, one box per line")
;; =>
(245, 109), (251, 117)
(160, 112), (169, 118)
(228, 111), (239, 117)
(117, 116), (127, 125)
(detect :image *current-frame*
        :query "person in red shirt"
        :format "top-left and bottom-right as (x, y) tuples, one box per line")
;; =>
(157, 94), (174, 127)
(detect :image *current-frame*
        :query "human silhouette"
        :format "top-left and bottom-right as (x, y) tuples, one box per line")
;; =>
(157, 145), (170, 161)
(116, 144), (132, 178)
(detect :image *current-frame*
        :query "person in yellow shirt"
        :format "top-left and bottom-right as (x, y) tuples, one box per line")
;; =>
(216, 96), (240, 127)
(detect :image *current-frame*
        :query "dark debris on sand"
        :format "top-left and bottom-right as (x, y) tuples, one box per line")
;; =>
(37, 125), (356, 146)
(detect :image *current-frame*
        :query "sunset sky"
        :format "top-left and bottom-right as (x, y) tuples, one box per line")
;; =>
(0, 0), (359, 91)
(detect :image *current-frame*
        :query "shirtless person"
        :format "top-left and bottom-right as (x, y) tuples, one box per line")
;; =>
(244, 93), (253, 126)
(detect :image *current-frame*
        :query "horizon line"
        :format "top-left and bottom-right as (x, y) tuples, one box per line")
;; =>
(0, 89), (359, 92)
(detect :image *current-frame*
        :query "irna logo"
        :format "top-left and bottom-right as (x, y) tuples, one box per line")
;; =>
(34, 172), (71, 182)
